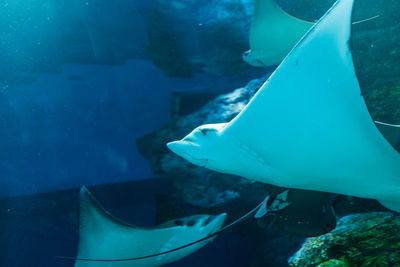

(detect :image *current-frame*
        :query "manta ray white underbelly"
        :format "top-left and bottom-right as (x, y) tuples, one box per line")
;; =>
(168, 0), (400, 212)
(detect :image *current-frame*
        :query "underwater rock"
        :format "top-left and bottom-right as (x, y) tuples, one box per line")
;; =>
(147, 0), (253, 77)
(137, 75), (270, 207)
(289, 212), (400, 266)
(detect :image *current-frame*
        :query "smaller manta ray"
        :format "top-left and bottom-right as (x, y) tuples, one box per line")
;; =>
(242, 0), (313, 67)
(255, 188), (337, 237)
(168, 0), (400, 213)
(74, 186), (226, 266)
(242, 0), (379, 67)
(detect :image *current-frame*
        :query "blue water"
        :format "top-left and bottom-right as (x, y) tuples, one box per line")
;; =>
(0, 0), (266, 198)
(1, 60), (264, 197)
(1, 0), (159, 197)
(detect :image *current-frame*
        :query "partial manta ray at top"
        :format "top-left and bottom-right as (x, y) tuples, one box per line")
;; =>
(243, 0), (379, 67)
(73, 186), (226, 266)
(242, 0), (313, 67)
(168, 0), (400, 212)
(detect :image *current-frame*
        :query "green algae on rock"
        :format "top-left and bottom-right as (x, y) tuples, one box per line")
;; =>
(289, 212), (400, 267)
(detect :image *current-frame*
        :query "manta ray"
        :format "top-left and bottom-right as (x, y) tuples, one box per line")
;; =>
(74, 186), (226, 266)
(242, 0), (379, 68)
(242, 0), (313, 67)
(168, 0), (400, 212)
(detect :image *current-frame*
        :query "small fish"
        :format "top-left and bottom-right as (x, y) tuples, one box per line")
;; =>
(256, 187), (337, 237)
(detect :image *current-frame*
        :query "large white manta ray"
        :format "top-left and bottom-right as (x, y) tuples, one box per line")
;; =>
(168, 0), (400, 212)
(242, 0), (313, 67)
(75, 186), (226, 266)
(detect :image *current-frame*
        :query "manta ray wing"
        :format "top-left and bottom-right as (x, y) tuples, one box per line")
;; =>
(76, 186), (175, 266)
(243, 0), (313, 67)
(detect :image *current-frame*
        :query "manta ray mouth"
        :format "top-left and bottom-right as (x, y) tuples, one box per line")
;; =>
(182, 152), (208, 167)
(167, 141), (209, 167)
